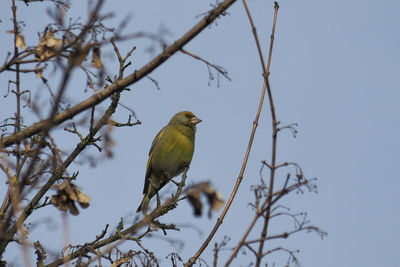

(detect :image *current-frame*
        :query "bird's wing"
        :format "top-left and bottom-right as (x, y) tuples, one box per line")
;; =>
(143, 127), (166, 194)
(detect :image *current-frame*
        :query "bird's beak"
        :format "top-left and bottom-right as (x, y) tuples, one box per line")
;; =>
(191, 117), (202, 125)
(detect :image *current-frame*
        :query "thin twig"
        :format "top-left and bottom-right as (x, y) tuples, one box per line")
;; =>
(252, 2), (279, 266)
(1, 0), (238, 148)
(224, 2), (279, 266)
(184, 2), (280, 266)
(181, 49), (231, 84)
(0, 43), (122, 257)
(45, 168), (189, 267)
(10, 1), (30, 265)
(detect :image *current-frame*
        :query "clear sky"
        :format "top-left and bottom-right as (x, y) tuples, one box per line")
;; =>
(1, 0), (399, 266)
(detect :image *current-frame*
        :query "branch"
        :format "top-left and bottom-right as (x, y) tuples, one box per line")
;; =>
(181, 49), (231, 86)
(45, 168), (190, 267)
(185, 2), (279, 266)
(0, 0), (238, 148)
(250, 2), (279, 266)
(224, 2), (279, 266)
(0, 40), (133, 256)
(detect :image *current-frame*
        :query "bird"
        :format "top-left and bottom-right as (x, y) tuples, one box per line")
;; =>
(136, 111), (202, 214)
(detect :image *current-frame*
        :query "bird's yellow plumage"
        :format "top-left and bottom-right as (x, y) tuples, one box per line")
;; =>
(137, 111), (201, 213)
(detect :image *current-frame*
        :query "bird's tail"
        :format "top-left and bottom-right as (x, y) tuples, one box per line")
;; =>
(136, 195), (150, 214)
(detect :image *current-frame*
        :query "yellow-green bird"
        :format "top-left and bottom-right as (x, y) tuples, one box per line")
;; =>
(137, 111), (202, 214)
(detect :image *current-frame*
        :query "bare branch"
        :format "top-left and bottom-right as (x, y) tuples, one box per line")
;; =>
(45, 168), (190, 266)
(181, 49), (231, 86)
(1, 0), (238, 148)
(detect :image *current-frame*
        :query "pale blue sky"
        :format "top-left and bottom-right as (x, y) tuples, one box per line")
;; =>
(1, 0), (399, 266)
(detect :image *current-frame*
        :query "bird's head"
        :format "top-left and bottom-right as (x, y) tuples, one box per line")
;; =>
(169, 111), (202, 128)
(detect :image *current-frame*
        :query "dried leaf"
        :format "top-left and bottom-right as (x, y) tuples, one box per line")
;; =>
(70, 41), (91, 66)
(68, 201), (79, 215)
(65, 185), (78, 201)
(43, 31), (62, 48)
(187, 188), (202, 216)
(209, 191), (224, 211)
(35, 31), (63, 61)
(185, 182), (224, 218)
(16, 34), (27, 50)
(201, 182), (225, 213)
(77, 191), (91, 207)
(57, 181), (68, 190)
(51, 181), (91, 215)
(92, 47), (104, 70)
(51, 195), (68, 212)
